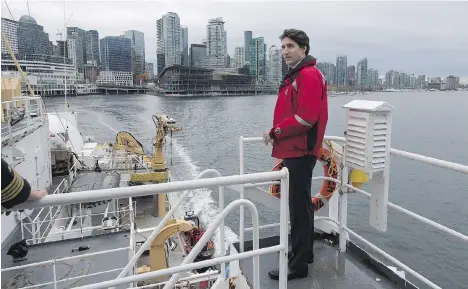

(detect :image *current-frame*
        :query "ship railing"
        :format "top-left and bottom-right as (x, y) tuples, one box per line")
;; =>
(1, 96), (44, 142)
(6, 169), (291, 289)
(239, 135), (468, 289)
(20, 161), (80, 245)
(1, 246), (131, 289)
(20, 205), (132, 244)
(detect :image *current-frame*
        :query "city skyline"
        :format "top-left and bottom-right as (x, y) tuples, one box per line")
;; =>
(2, 1), (467, 83)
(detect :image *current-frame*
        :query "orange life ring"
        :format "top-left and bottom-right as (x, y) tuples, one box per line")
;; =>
(268, 143), (340, 212)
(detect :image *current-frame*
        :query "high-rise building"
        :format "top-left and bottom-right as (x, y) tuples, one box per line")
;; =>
(268, 45), (282, 85)
(248, 37), (265, 82)
(156, 18), (164, 74)
(85, 30), (100, 66)
(145, 62), (154, 79)
(335, 55), (347, 86)
(367, 68), (379, 89)
(56, 40), (68, 58)
(124, 30), (145, 75)
(180, 26), (188, 66)
(100, 36), (132, 72)
(190, 44), (207, 68)
(224, 30), (227, 58)
(234, 46), (245, 69)
(418, 75), (426, 89)
(17, 15), (52, 57)
(356, 58), (368, 88)
(244, 31), (252, 63)
(347, 65), (356, 87)
(445, 75), (458, 90)
(281, 57), (288, 77)
(1, 18), (18, 55)
(67, 27), (86, 73)
(206, 17), (226, 69)
(317, 62), (336, 86)
(263, 43), (267, 80)
(156, 12), (181, 73)
(67, 36), (84, 73)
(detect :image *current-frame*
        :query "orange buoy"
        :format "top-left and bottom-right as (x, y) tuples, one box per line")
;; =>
(269, 142), (340, 213)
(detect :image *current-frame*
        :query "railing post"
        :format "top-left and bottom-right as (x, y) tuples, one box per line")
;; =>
(31, 222), (37, 245)
(128, 197), (135, 287)
(219, 186), (225, 279)
(339, 146), (349, 252)
(239, 136), (245, 253)
(20, 212), (25, 241)
(278, 167), (289, 289)
(53, 260), (57, 289)
(79, 203), (83, 239)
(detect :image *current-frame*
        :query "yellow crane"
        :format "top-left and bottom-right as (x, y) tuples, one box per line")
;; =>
(114, 114), (181, 217)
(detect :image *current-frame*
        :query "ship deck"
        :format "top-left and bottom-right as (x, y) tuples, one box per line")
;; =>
(235, 234), (418, 289)
(1, 170), (191, 288)
(1, 231), (130, 289)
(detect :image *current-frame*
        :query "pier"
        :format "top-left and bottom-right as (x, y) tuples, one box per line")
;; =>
(97, 85), (149, 95)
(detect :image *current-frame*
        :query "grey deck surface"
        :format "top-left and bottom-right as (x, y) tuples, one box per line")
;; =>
(2, 231), (130, 289)
(240, 240), (399, 289)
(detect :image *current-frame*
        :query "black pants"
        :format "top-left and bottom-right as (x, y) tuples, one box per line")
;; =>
(283, 154), (317, 271)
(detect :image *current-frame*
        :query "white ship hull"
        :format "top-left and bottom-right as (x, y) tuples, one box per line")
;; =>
(1, 97), (52, 244)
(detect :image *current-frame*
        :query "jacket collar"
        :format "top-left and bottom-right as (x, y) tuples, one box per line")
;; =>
(281, 55), (317, 85)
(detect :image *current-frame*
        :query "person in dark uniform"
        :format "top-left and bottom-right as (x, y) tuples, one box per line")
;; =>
(2, 158), (47, 209)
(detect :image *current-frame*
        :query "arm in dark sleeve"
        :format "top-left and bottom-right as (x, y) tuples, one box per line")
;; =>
(2, 159), (31, 209)
(270, 69), (323, 140)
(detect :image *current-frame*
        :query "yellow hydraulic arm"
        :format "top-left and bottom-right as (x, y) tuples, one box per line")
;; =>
(138, 219), (194, 281)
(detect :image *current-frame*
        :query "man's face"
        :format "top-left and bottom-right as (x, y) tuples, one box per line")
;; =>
(281, 37), (306, 67)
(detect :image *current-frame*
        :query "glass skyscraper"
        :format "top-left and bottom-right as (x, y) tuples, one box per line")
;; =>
(100, 36), (131, 72)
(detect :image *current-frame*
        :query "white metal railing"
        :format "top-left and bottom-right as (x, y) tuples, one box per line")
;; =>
(1, 96), (44, 141)
(5, 169), (291, 289)
(117, 169), (224, 279)
(20, 162), (81, 244)
(239, 135), (468, 289)
(5, 134), (466, 289)
(129, 271), (219, 289)
(1, 246), (130, 289)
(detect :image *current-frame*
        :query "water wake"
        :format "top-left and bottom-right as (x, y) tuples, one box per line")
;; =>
(166, 137), (239, 256)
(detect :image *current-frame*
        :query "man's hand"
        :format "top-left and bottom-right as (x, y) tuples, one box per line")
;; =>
(263, 131), (273, 146)
(28, 189), (48, 200)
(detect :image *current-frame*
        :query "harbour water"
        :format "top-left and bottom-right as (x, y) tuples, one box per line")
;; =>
(45, 91), (468, 289)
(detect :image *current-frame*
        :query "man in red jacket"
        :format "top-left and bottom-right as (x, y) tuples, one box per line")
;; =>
(264, 29), (328, 281)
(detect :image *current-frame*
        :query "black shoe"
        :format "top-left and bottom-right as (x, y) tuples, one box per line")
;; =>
(268, 268), (308, 281)
(288, 250), (314, 264)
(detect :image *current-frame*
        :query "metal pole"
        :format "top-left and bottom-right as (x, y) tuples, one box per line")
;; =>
(128, 197), (135, 287)
(239, 136), (245, 253)
(52, 261), (57, 289)
(339, 145), (349, 252)
(8, 170), (286, 211)
(219, 185), (225, 279)
(278, 167), (289, 289)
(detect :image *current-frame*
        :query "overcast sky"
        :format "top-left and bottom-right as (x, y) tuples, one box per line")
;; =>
(3, 0), (467, 82)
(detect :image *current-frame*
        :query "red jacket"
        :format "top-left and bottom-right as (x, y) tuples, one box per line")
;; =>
(269, 55), (328, 159)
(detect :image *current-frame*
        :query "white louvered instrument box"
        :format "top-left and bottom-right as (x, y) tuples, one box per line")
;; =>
(343, 100), (395, 177)
(343, 100), (396, 232)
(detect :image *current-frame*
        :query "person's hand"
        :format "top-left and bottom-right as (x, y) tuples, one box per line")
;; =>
(263, 131), (273, 146)
(28, 189), (48, 200)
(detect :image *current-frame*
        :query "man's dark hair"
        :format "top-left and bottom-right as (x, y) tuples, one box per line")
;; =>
(279, 29), (310, 55)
